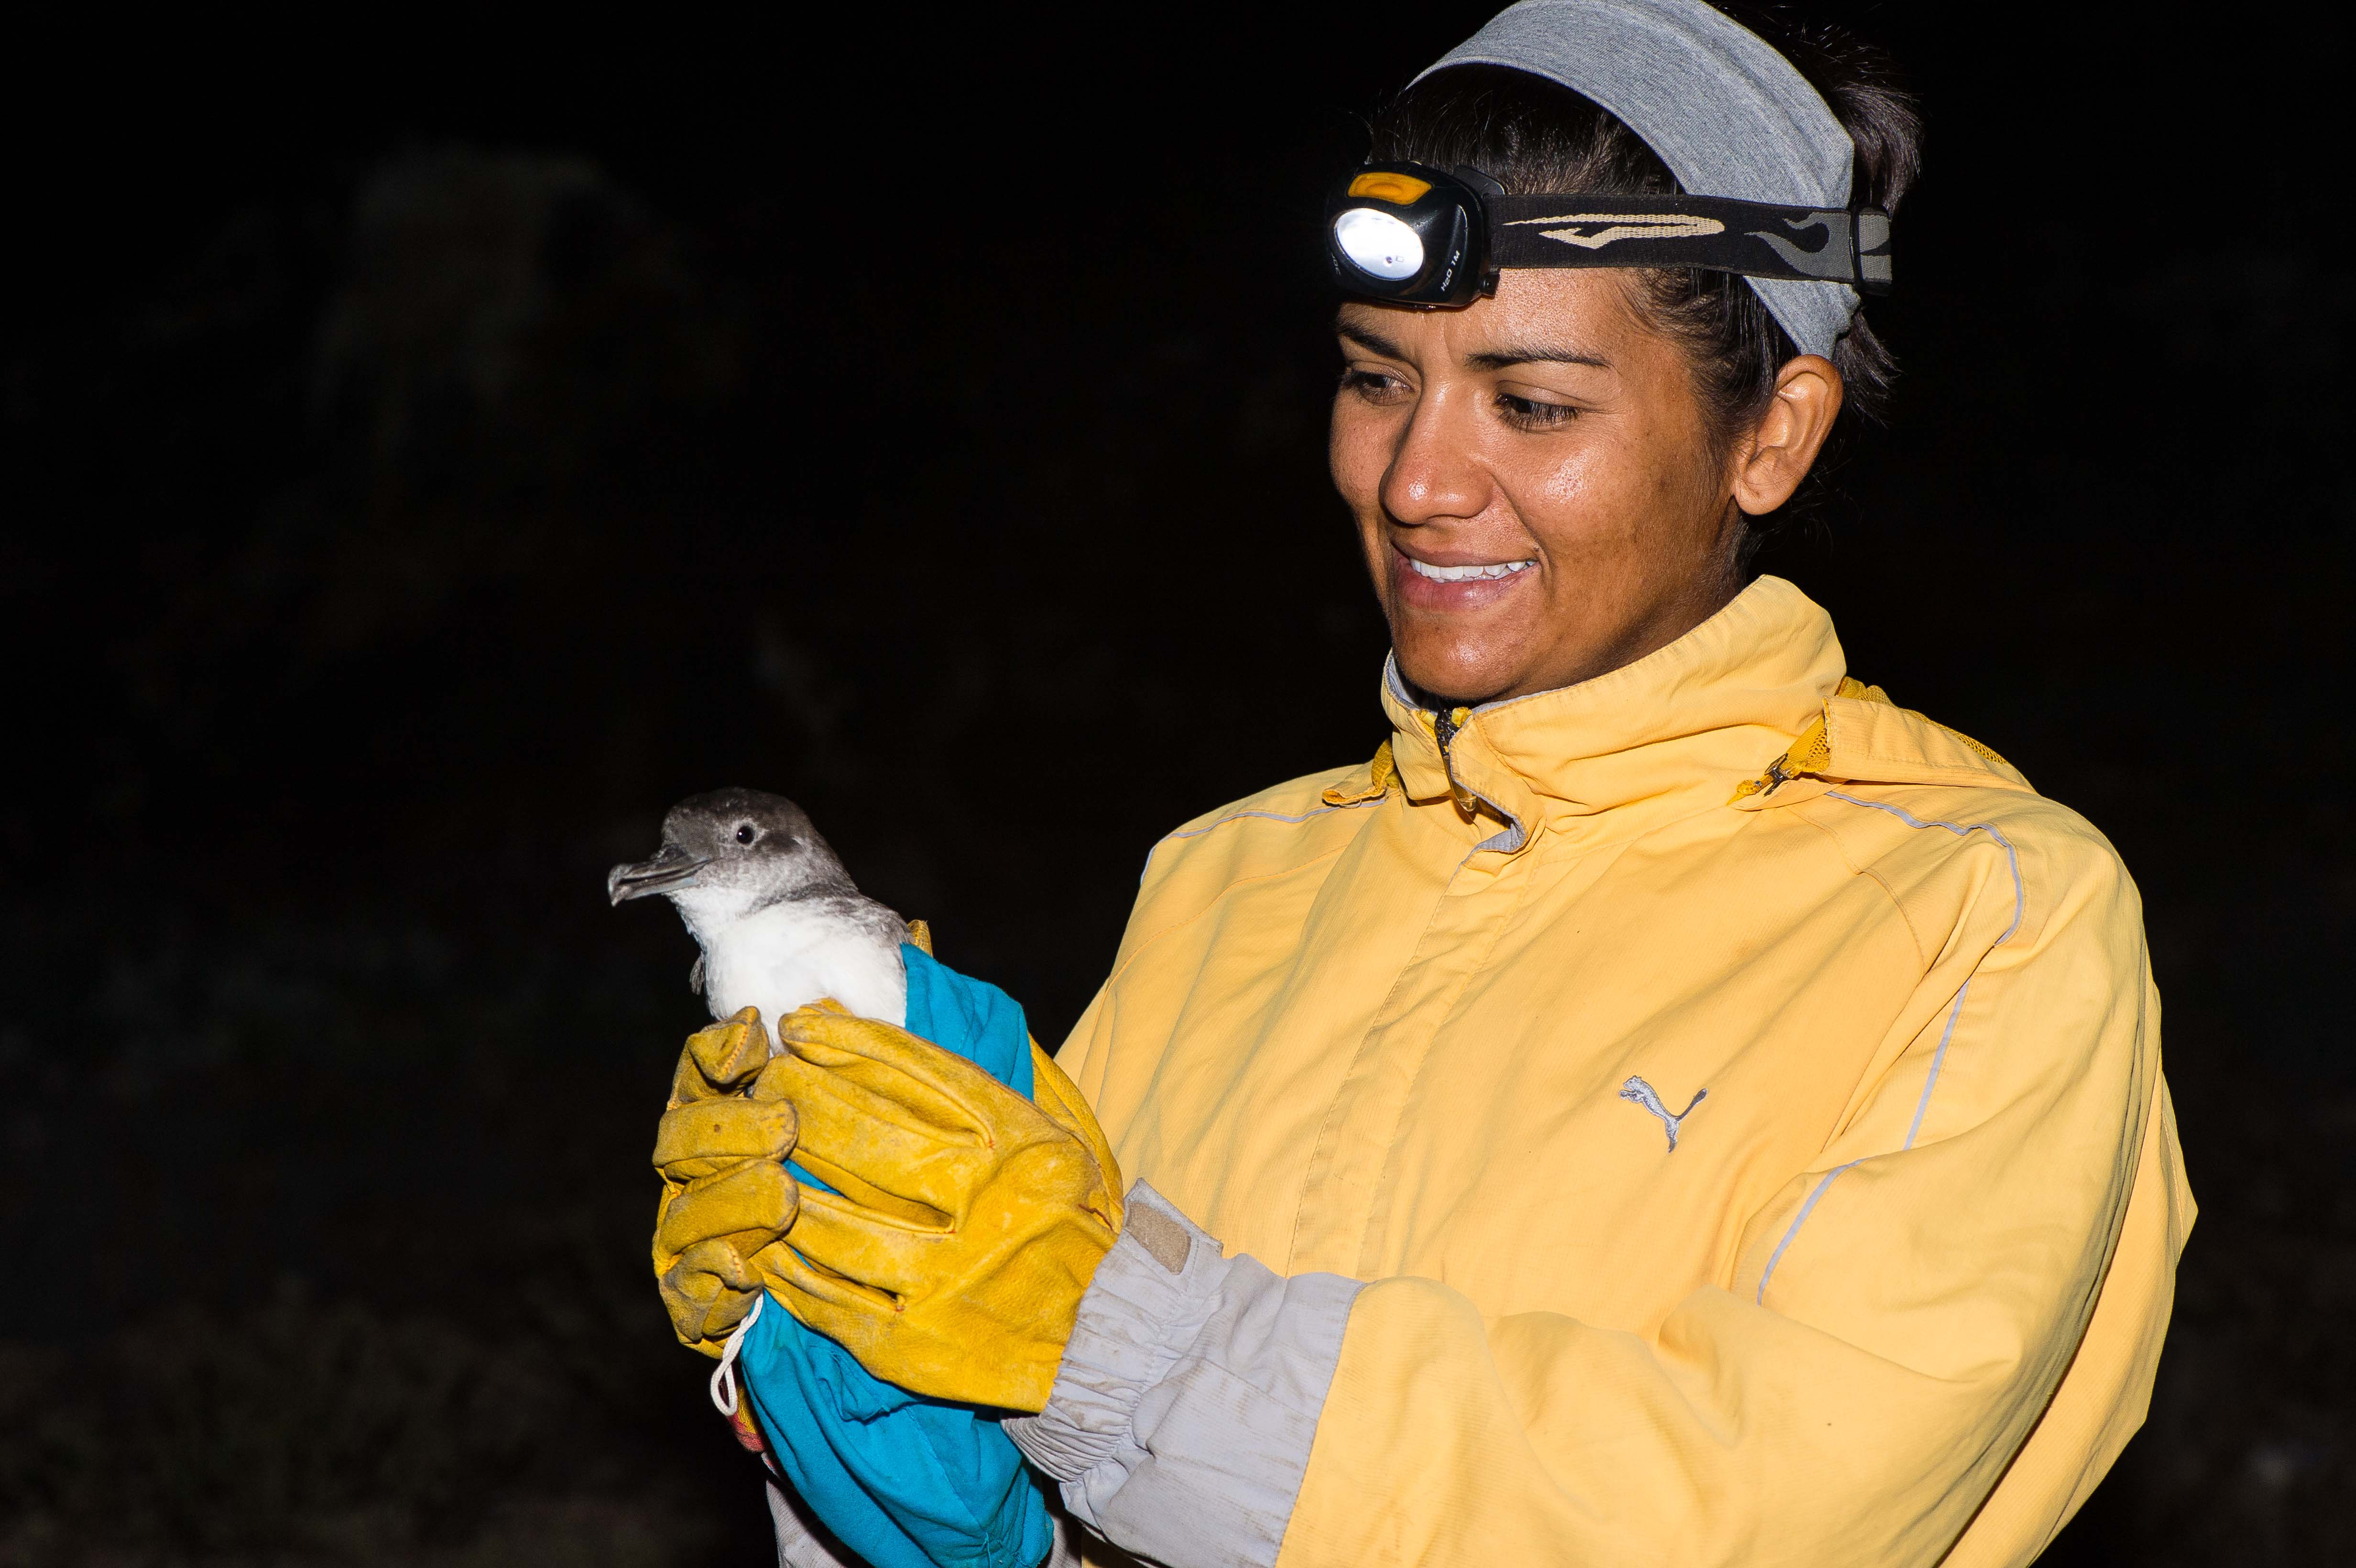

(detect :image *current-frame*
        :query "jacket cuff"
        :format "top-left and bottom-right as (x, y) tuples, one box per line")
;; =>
(1006, 1182), (1364, 1568)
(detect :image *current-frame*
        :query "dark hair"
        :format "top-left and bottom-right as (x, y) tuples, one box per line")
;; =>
(1367, 3), (1920, 528)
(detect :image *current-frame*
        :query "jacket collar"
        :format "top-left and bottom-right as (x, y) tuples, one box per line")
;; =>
(1371, 575), (1847, 855)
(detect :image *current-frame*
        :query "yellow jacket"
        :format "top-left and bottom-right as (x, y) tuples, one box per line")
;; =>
(1009, 576), (2191, 1568)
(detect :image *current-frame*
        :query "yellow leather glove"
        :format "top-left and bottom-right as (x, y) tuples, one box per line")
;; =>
(651, 1008), (800, 1356)
(748, 1006), (1123, 1412)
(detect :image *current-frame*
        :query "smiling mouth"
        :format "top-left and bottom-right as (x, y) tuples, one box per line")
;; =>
(1401, 556), (1537, 583)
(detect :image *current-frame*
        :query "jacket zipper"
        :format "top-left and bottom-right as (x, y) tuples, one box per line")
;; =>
(1433, 705), (1468, 759)
(1433, 706), (1479, 814)
(1431, 704), (1527, 851)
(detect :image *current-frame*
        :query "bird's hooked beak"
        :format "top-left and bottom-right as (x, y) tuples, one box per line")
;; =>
(607, 844), (710, 905)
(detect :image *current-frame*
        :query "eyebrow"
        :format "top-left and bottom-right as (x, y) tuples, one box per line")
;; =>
(1467, 342), (1611, 372)
(1333, 315), (1611, 373)
(1333, 318), (1413, 362)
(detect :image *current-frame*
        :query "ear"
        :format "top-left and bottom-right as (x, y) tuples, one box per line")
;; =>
(1730, 355), (1844, 516)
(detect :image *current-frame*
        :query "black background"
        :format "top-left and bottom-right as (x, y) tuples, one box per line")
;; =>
(3, 4), (2349, 1562)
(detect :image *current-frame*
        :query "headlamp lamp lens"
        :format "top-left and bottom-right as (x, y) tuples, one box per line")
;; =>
(1332, 207), (1424, 282)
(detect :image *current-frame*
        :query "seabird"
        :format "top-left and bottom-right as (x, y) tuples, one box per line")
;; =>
(608, 788), (908, 1035)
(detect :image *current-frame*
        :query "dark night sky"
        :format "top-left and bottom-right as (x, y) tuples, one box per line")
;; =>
(3, 6), (2350, 1563)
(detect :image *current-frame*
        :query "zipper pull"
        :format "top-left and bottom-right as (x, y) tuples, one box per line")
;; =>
(1433, 704), (1470, 758)
(1433, 706), (1478, 814)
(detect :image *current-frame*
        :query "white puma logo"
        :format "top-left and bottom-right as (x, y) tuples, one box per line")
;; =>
(1508, 212), (1729, 250)
(1620, 1076), (1708, 1153)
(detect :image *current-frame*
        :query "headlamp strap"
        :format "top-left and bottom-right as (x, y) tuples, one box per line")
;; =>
(1487, 190), (1891, 292)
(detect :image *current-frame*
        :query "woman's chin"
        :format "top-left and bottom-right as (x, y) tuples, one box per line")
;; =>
(1391, 632), (1527, 709)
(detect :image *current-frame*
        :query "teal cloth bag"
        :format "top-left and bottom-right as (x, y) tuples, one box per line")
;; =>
(735, 944), (1055, 1568)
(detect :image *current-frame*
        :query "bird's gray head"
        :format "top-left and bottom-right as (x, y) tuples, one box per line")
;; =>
(607, 787), (856, 922)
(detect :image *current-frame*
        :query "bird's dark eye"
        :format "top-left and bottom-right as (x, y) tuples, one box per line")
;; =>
(735, 824), (758, 845)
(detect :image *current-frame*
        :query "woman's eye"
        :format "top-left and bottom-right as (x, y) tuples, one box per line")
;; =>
(735, 824), (758, 845)
(1496, 392), (1577, 430)
(1340, 367), (1409, 403)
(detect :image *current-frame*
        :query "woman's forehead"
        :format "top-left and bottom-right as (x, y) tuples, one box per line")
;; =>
(1335, 272), (1653, 372)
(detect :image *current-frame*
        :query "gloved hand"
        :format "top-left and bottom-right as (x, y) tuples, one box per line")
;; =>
(651, 1008), (801, 1356)
(750, 1005), (1124, 1412)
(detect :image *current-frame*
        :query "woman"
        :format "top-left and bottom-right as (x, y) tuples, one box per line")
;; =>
(654, 2), (2192, 1564)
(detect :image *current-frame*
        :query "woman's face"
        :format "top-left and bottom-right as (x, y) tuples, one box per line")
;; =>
(1330, 269), (1838, 706)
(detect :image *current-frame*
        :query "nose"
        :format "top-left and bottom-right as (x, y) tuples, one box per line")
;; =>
(1380, 386), (1491, 529)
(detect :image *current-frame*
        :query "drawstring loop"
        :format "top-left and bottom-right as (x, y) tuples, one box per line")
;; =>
(710, 1292), (765, 1417)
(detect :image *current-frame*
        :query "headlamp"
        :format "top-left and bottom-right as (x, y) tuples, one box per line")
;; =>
(1326, 160), (1892, 309)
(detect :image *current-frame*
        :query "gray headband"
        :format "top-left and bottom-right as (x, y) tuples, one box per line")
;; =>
(1415, 0), (1859, 357)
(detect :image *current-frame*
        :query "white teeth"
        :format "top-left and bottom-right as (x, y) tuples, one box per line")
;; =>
(1404, 557), (1537, 583)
